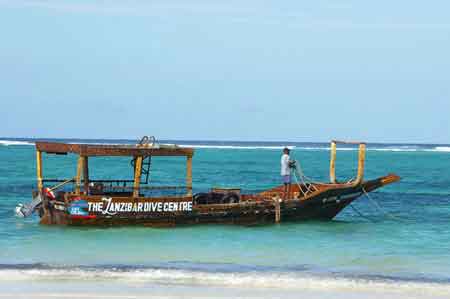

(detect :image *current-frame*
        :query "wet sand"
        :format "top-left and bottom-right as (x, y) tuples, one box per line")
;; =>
(2, 280), (450, 299)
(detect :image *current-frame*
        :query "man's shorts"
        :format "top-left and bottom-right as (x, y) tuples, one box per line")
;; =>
(282, 175), (291, 184)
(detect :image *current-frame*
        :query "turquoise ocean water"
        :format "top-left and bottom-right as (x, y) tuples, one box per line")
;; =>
(0, 138), (449, 296)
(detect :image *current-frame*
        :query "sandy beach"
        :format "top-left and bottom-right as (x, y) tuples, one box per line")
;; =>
(2, 280), (450, 299)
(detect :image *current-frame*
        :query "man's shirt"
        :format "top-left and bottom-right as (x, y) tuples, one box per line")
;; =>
(281, 154), (290, 176)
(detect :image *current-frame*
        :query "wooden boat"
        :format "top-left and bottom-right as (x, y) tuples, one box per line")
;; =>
(16, 137), (400, 226)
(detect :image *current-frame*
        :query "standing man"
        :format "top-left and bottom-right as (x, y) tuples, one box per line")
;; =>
(281, 147), (293, 200)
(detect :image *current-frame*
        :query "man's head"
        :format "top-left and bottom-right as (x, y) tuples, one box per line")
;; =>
(283, 147), (290, 154)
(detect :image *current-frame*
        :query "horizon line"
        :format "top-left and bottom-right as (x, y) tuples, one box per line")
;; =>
(0, 136), (449, 146)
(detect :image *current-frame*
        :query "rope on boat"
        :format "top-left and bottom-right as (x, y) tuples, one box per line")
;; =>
(49, 177), (75, 192)
(288, 155), (401, 223)
(361, 187), (403, 222)
(348, 203), (376, 222)
(291, 160), (318, 197)
(348, 189), (403, 223)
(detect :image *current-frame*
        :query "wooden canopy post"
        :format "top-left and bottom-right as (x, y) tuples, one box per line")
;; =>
(354, 143), (366, 186)
(75, 156), (84, 195)
(83, 156), (89, 194)
(36, 150), (43, 191)
(186, 155), (193, 196)
(133, 156), (143, 198)
(329, 140), (366, 186)
(329, 141), (337, 184)
(274, 198), (281, 223)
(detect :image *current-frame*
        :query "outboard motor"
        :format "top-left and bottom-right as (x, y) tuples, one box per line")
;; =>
(15, 193), (43, 217)
(15, 188), (54, 218)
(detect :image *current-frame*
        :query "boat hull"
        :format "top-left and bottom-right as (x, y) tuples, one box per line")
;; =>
(38, 175), (399, 227)
(40, 196), (358, 227)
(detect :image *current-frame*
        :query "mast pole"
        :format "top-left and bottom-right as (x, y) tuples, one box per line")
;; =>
(329, 141), (337, 183)
(133, 156), (143, 198)
(75, 155), (84, 195)
(36, 150), (43, 191)
(83, 156), (89, 194)
(354, 143), (366, 186)
(186, 155), (193, 196)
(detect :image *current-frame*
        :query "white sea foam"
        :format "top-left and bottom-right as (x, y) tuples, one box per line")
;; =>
(178, 145), (367, 151)
(0, 268), (449, 297)
(179, 145), (442, 152)
(0, 140), (34, 146)
(434, 146), (450, 152)
(178, 144), (296, 150)
(1, 139), (449, 153)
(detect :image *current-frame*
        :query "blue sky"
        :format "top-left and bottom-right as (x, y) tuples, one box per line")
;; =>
(0, 1), (449, 143)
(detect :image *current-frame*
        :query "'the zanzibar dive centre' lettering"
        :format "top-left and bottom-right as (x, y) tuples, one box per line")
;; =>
(87, 197), (193, 215)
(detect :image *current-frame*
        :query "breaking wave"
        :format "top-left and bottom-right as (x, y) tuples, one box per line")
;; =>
(434, 146), (450, 152)
(0, 263), (449, 296)
(0, 140), (34, 146)
(177, 145), (450, 153)
(1, 139), (449, 153)
(178, 144), (296, 150)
